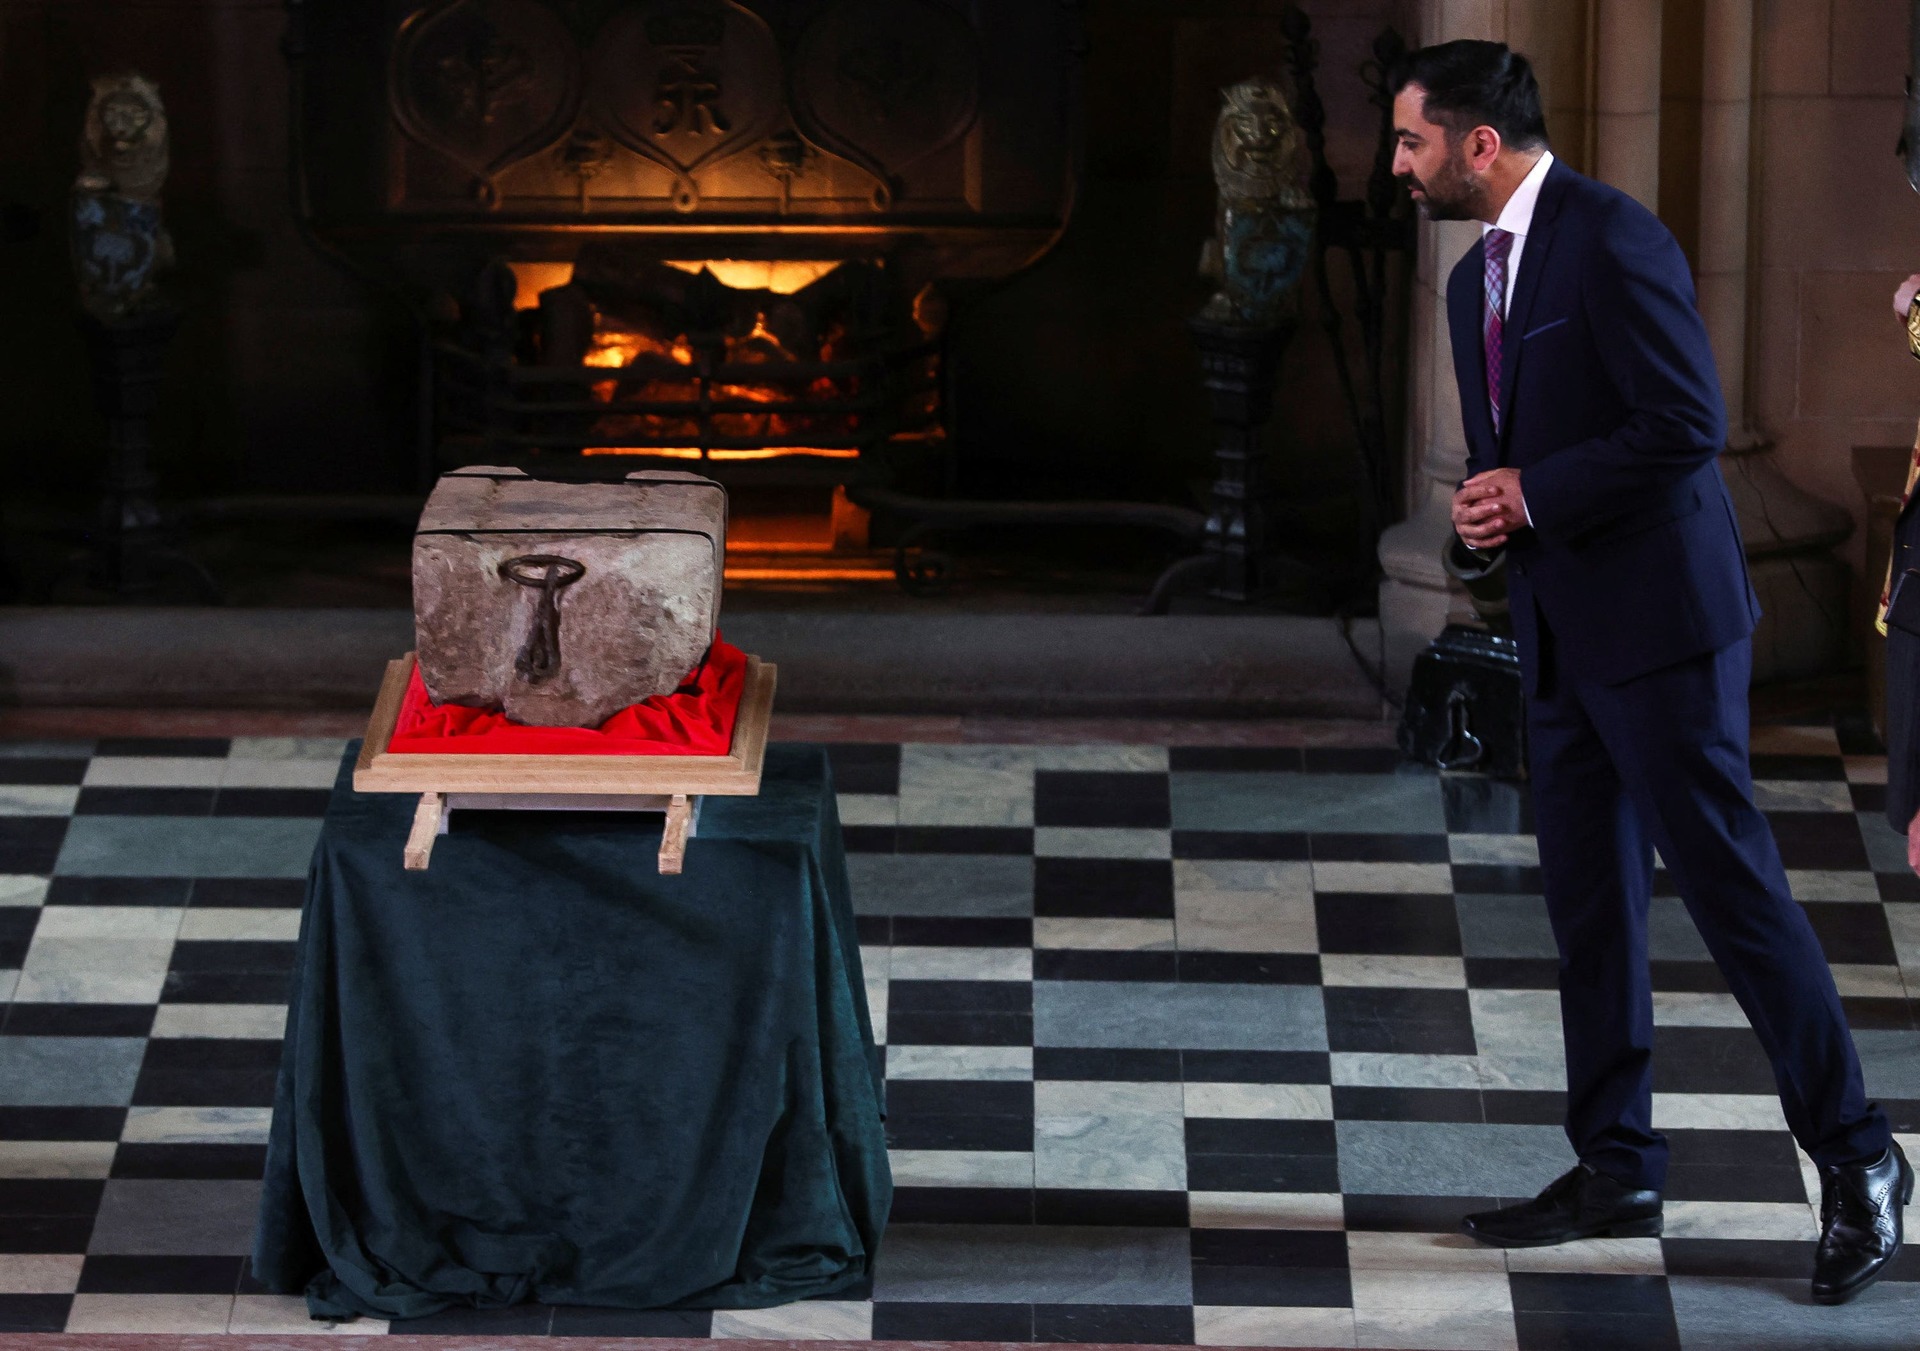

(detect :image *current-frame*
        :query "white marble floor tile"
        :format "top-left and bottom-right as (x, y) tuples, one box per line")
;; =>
(14, 906), (184, 1004)
(0, 1139), (117, 1178)
(1036, 1079), (1183, 1115)
(1752, 781), (1853, 812)
(1448, 834), (1539, 866)
(1033, 917), (1176, 951)
(711, 1301), (872, 1340)
(1748, 726), (1839, 756)
(176, 908), (302, 942)
(1187, 1190), (1346, 1230)
(1351, 1306), (1517, 1351)
(0, 1253), (85, 1293)
(1349, 1268), (1514, 1311)
(1843, 755), (1888, 784)
(1651, 992), (1751, 1027)
(1175, 889), (1317, 954)
(65, 1293), (236, 1333)
(888, 946), (1031, 981)
(1194, 1304), (1357, 1348)
(149, 1004), (287, 1040)
(1347, 1231), (1506, 1273)
(1831, 963), (1908, 998)
(82, 757), (226, 788)
(1033, 827), (1171, 859)
(1183, 1082), (1332, 1120)
(1332, 1053), (1482, 1090)
(1660, 1200), (1819, 1241)
(120, 1106), (274, 1146)
(0, 969), (16, 1002)
(865, 976), (887, 1044)
(881, 1045), (1033, 1080)
(226, 737), (351, 762)
(1502, 1236), (1666, 1276)
(227, 1295), (387, 1334)
(1651, 1093), (1788, 1132)
(896, 745), (1035, 826)
(1321, 955), (1466, 989)
(835, 793), (898, 826)
(0, 786), (79, 815)
(0, 875), (48, 907)
(1312, 862), (1454, 895)
(1783, 869), (1885, 903)
(218, 759), (344, 789)
(1032, 744), (1169, 772)
(1035, 1082), (1186, 1191)
(886, 1149), (1033, 1188)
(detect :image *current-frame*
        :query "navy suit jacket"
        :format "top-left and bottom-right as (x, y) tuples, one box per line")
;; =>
(1445, 158), (1759, 690)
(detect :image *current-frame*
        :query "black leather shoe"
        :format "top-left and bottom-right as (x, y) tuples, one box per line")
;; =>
(1812, 1141), (1912, 1305)
(1461, 1163), (1663, 1248)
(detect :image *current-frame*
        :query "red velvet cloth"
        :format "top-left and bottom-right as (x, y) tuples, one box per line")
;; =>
(388, 637), (747, 756)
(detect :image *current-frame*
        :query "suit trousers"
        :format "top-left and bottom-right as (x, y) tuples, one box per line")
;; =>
(1526, 629), (1890, 1189)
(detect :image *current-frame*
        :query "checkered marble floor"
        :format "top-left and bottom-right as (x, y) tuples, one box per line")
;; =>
(0, 724), (1916, 1349)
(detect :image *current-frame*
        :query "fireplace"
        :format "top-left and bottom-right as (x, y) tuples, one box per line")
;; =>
(285, 0), (1085, 531)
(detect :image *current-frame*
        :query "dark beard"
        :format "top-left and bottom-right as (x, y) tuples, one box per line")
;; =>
(1405, 147), (1485, 221)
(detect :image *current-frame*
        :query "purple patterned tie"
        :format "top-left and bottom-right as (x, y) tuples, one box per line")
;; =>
(1483, 228), (1514, 436)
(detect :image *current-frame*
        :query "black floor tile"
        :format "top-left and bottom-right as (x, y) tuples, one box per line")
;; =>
(0, 758), (87, 785)
(550, 1306), (713, 1336)
(133, 1038), (284, 1108)
(1036, 949), (1176, 982)
(1033, 1301), (1192, 1343)
(1186, 1118), (1336, 1156)
(1650, 1027), (1780, 1094)
(0, 1107), (125, 1141)
(160, 970), (294, 1003)
(888, 979), (1032, 1014)
(1, 1004), (154, 1037)
(1851, 782), (1888, 813)
(1302, 747), (1407, 773)
(1177, 952), (1320, 985)
(0, 1179), (104, 1216)
(886, 1114), (1032, 1152)
(885, 1012), (1032, 1047)
(0, 1215), (93, 1252)
(891, 916), (1032, 948)
(0, 907), (35, 968)
(1513, 1309), (1680, 1351)
(0, 817), (67, 873)
(1801, 901), (1898, 965)
(74, 787), (214, 817)
(1840, 996), (1916, 1030)
(190, 877), (307, 908)
(895, 826), (1034, 855)
(93, 737), (229, 757)
(1878, 871), (1920, 902)
(1452, 863), (1545, 894)
(0, 1294), (71, 1332)
(1764, 811), (1870, 870)
(888, 1187), (1033, 1224)
(823, 742), (901, 795)
(1316, 894), (1461, 956)
(1465, 957), (1561, 989)
(886, 1079), (1031, 1116)
(1662, 1161), (1807, 1203)
(1659, 1237), (1809, 1279)
(389, 1303), (557, 1334)
(1034, 771), (1170, 829)
(213, 788), (332, 817)
(1309, 833), (1451, 863)
(873, 1301), (1032, 1341)
(1170, 747), (1304, 772)
(1482, 1090), (1568, 1125)
(1181, 1050), (1331, 1084)
(1035, 1047), (1182, 1082)
(1648, 961), (1732, 994)
(45, 876), (191, 907)
(1834, 712), (1884, 756)
(1324, 986), (1476, 1055)
(1033, 858), (1173, 919)
(1332, 1085), (1483, 1123)
(77, 1254), (245, 1294)
(1344, 1193), (1497, 1232)
(855, 914), (891, 945)
(1190, 1264), (1352, 1307)
(167, 939), (296, 975)
(1191, 1228), (1348, 1267)
(841, 825), (896, 853)
(110, 1143), (271, 1180)
(1184, 1153), (1340, 1192)
(1034, 1189), (1187, 1227)
(1170, 830), (1310, 860)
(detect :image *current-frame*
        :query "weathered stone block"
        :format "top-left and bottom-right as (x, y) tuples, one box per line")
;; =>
(413, 467), (726, 727)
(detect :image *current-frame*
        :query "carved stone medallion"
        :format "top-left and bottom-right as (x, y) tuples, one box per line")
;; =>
(389, 0), (584, 205)
(791, 0), (981, 209)
(587, 0), (782, 211)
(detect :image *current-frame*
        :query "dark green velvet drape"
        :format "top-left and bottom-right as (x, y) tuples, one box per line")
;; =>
(252, 743), (890, 1320)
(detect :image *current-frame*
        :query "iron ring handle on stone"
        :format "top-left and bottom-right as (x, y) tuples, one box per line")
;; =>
(499, 554), (586, 685)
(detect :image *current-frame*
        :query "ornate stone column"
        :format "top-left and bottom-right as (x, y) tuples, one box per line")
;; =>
(1694, 0), (1851, 681)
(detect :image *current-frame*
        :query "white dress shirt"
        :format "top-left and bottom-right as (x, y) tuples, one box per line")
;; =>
(1483, 149), (1555, 318)
(1477, 149), (1554, 531)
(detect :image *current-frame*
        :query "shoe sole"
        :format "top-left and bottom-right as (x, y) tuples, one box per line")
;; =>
(1462, 1215), (1663, 1248)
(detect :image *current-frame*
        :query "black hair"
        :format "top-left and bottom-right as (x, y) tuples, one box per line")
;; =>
(1388, 40), (1548, 150)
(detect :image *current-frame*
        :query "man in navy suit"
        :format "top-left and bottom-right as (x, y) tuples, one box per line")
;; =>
(1389, 40), (1908, 1303)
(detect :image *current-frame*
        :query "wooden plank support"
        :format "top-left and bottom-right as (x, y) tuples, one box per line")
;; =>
(404, 792), (444, 871)
(658, 793), (693, 875)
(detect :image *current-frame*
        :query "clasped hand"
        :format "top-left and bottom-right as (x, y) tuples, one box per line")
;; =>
(1451, 467), (1527, 551)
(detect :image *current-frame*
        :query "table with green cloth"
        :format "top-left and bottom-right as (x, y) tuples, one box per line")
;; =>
(250, 742), (890, 1321)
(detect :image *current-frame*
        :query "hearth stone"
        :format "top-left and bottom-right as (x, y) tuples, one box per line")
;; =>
(413, 467), (726, 727)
